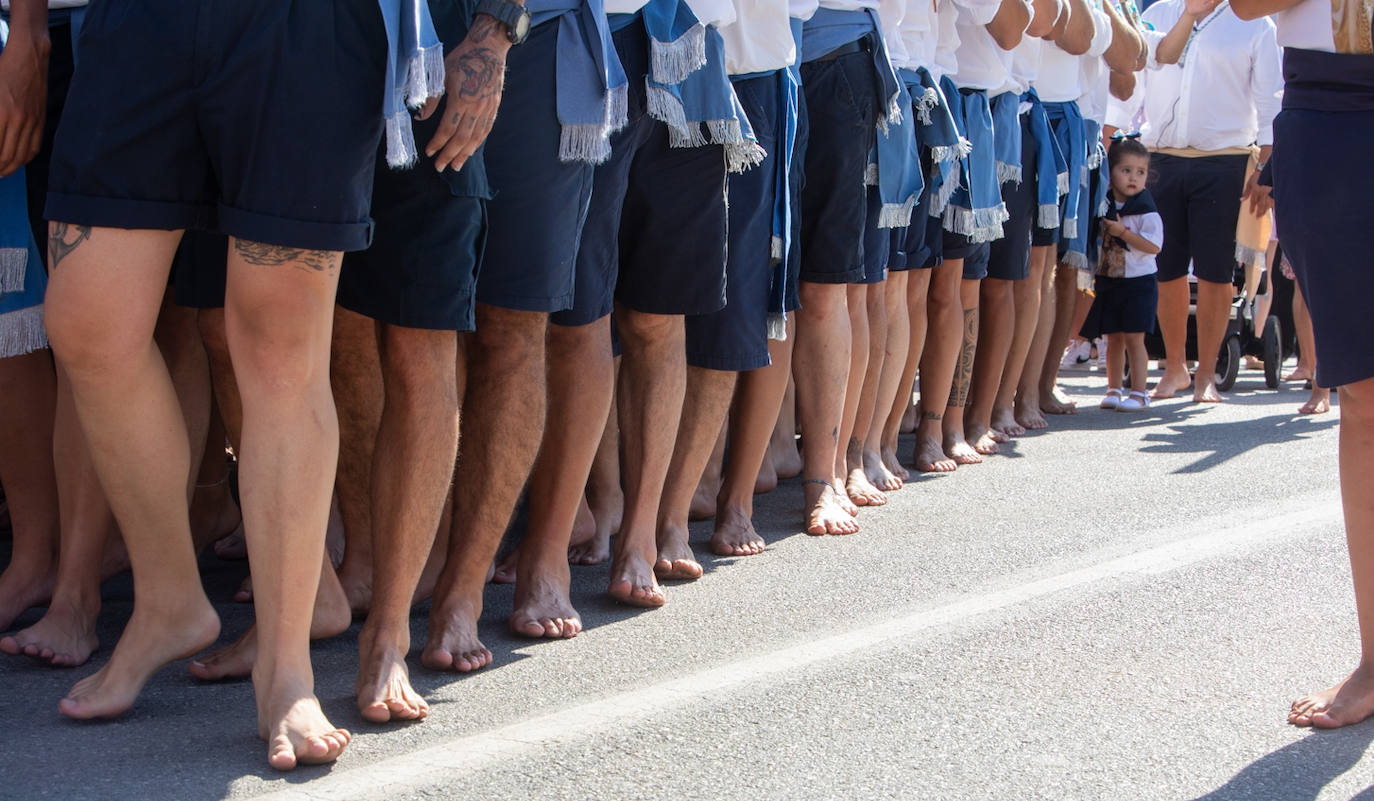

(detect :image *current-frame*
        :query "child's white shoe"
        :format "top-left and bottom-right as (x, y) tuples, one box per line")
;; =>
(1100, 389), (1123, 410)
(1118, 390), (1150, 412)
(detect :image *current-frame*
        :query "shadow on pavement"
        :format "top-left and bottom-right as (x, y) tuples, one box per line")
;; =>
(1137, 413), (1338, 474)
(1192, 722), (1374, 801)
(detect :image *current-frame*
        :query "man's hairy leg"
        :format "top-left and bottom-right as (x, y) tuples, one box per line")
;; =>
(656, 366), (736, 580)
(43, 225), (220, 720)
(225, 237), (349, 771)
(794, 280), (857, 535)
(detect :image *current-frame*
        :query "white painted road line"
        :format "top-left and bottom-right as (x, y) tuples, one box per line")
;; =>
(247, 495), (1343, 801)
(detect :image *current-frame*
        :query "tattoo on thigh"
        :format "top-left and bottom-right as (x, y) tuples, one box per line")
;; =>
(49, 222), (91, 270)
(948, 307), (979, 409)
(232, 240), (337, 275)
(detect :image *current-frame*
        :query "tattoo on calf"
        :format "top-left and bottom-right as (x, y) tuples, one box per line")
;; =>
(49, 222), (91, 270)
(948, 307), (980, 409)
(232, 240), (337, 274)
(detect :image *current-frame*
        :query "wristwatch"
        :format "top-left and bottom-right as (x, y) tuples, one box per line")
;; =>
(476, 0), (531, 45)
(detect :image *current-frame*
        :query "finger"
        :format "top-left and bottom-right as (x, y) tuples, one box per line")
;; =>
(0, 116), (23, 178)
(434, 113), (482, 172)
(425, 100), (461, 157)
(416, 96), (440, 122)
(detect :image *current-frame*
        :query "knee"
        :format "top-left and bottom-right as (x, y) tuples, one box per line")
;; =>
(381, 328), (458, 409)
(1340, 377), (1374, 414)
(45, 297), (141, 378)
(473, 305), (546, 355)
(615, 307), (679, 344)
(798, 281), (846, 320)
(226, 308), (330, 397)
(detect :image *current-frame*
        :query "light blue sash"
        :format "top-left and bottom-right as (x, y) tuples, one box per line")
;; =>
(944, 88), (1007, 243)
(379, 0), (446, 167)
(1022, 89), (1070, 230)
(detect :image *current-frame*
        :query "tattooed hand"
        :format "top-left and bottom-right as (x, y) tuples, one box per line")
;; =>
(419, 14), (511, 173)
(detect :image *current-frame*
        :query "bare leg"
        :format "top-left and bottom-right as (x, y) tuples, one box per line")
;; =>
(1287, 282), (1318, 382)
(765, 376), (802, 483)
(881, 269), (930, 480)
(0, 350), (59, 632)
(966, 277), (1014, 454)
(995, 245), (1052, 437)
(713, 320), (794, 556)
(424, 306), (547, 669)
(1037, 263), (1079, 415)
(1106, 333), (1126, 391)
(1125, 333), (1149, 394)
(1016, 250), (1057, 429)
(656, 367), (735, 580)
(916, 260), (962, 472)
(199, 309), (248, 560)
(1151, 276), (1193, 399)
(522, 319), (613, 634)
(607, 305), (683, 605)
(1193, 278), (1233, 403)
(794, 281), (857, 535)
(843, 282), (886, 507)
(689, 427), (725, 520)
(570, 366), (621, 566)
(331, 306), (383, 615)
(942, 278), (984, 464)
(864, 271), (908, 492)
(1290, 376), (1374, 728)
(44, 227), (220, 721)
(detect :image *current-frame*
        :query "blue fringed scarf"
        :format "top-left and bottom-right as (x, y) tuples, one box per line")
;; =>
(801, 8), (903, 131)
(0, 24), (45, 357)
(991, 90), (1022, 185)
(379, 0), (447, 167)
(874, 82), (923, 229)
(531, 0), (630, 163)
(642, 0), (765, 172)
(767, 18), (803, 340)
(925, 74), (973, 220)
(1042, 99), (1086, 242)
(1023, 88), (1069, 231)
(944, 87), (1007, 243)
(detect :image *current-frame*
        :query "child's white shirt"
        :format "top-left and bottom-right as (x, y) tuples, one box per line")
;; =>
(1110, 201), (1164, 279)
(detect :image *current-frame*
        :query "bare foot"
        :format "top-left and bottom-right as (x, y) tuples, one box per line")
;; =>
(900, 401), (917, 434)
(964, 425), (1001, 456)
(1, 596), (99, 667)
(654, 523), (703, 581)
(60, 600), (220, 718)
(0, 558), (54, 633)
(234, 574), (253, 604)
(689, 476), (719, 522)
(880, 445), (910, 483)
(191, 573), (351, 681)
(944, 435), (984, 465)
(915, 435), (957, 473)
(213, 525), (248, 560)
(1040, 386), (1077, 415)
(802, 479), (859, 536)
(1290, 664), (1374, 729)
(755, 456), (779, 495)
(259, 682), (351, 771)
(577, 486), (622, 566)
(768, 434), (802, 480)
(1014, 396), (1048, 431)
(1150, 369), (1192, 400)
(709, 506), (765, 556)
(1193, 381), (1224, 404)
(335, 566), (372, 618)
(863, 449), (903, 492)
(845, 466), (888, 506)
(608, 546), (667, 607)
(990, 406), (1025, 438)
(1300, 389), (1331, 415)
(421, 595), (492, 672)
(490, 548), (518, 585)
(510, 564), (582, 639)
(568, 496), (611, 566)
(193, 480), (243, 556)
(1284, 366), (1313, 382)
(355, 627), (427, 723)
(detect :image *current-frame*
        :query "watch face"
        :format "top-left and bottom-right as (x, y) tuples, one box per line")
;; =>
(515, 11), (530, 41)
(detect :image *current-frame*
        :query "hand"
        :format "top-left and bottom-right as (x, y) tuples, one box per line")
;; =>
(0, 32), (49, 178)
(1103, 218), (1126, 237)
(419, 15), (510, 173)
(1241, 168), (1273, 216)
(1183, 0), (1222, 17)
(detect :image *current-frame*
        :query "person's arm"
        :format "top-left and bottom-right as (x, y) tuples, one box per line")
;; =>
(421, 3), (526, 172)
(1053, 0), (1095, 53)
(1101, 0), (1146, 71)
(0, 0), (50, 178)
(1108, 67), (1136, 100)
(1241, 22), (1281, 214)
(1155, 0), (1222, 64)
(1231, 0), (1302, 20)
(1103, 215), (1163, 254)
(987, 0), (1035, 49)
(1028, 0), (1064, 37)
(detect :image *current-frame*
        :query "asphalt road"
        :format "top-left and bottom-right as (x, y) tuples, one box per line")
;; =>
(0, 364), (1360, 801)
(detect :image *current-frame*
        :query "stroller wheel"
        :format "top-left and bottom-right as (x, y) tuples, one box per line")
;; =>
(1216, 335), (1242, 392)
(1262, 316), (1282, 389)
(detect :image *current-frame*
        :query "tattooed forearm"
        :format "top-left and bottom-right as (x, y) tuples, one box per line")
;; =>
(947, 308), (979, 408)
(232, 239), (337, 274)
(48, 222), (91, 270)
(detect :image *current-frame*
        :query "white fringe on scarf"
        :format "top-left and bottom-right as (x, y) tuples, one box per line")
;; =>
(877, 195), (916, 229)
(1061, 216), (1078, 241)
(771, 234), (784, 264)
(707, 119), (767, 174)
(914, 87), (939, 126)
(0, 247), (27, 294)
(1060, 249), (1089, 271)
(0, 304), (47, 359)
(931, 166), (959, 217)
(863, 163), (879, 187)
(559, 83), (629, 165)
(1038, 203), (1061, 230)
(767, 312), (788, 341)
(648, 85), (765, 172)
(943, 202), (1008, 243)
(1057, 171), (1070, 197)
(876, 90), (903, 135)
(385, 45), (447, 168)
(996, 162), (1022, 186)
(930, 136), (972, 164)
(650, 23), (707, 85)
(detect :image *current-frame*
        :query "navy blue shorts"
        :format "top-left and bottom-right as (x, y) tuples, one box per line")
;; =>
(798, 48), (880, 284)
(887, 226), (909, 271)
(858, 186), (891, 285)
(961, 242), (991, 280)
(47, 0), (388, 253)
(553, 19), (727, 327)
(1150, 153), (1247, 285)
(172, 232), (229, 309)
(987, 114), (1035, 282)
(1274, 107), (1374, 388)
(477, 17), (594, 314)
(782, 89), (809, 313)
(1094, 274), (1158, 334)
(686, 72), (780, 372)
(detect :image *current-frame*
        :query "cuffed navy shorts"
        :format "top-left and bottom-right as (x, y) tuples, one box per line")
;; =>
(1094, 274), (1158, 335)
(798, 46), (880, 284)
(46, 0), (388, 253)
(1150, 152), (1247, 285)
(553, 18), (728, 327)
(477, 16), (594, 314)
(987, 114), (1035, 282)
(686, 72), (780, 372)
(961, 242), (991, 280)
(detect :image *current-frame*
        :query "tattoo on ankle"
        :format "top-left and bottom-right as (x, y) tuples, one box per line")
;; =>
(921, 411), (942, 421)
(232, 240), (337, 274)
(49, 222), (91, 270)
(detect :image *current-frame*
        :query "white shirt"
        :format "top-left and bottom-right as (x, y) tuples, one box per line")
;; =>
(1036, 1), (1112, 102)
(898, 0), (938, 70)
(790, 0), (821, 19)
(1108, 0), (1283, 148)
(932, 0), (963, 80)
(1274, 0), (1336, 50)
(1108, 202), (1165, 277)
(685, 0), (736, 26)
(818, 0), (881, 9)
(720, 0), (796, 74)
(947, 0), (1013, 90)
(877, 0), (909, 67)
(607, 0), (652, 14)
(1077, 3), (1114, 121)
(997, 36), (1043, 96)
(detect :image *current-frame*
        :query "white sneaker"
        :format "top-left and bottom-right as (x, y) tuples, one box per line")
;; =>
(1117, 390), (1150, 412)
(1061, 339), (1091, 368)
(1100, 389), (1123, 410)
